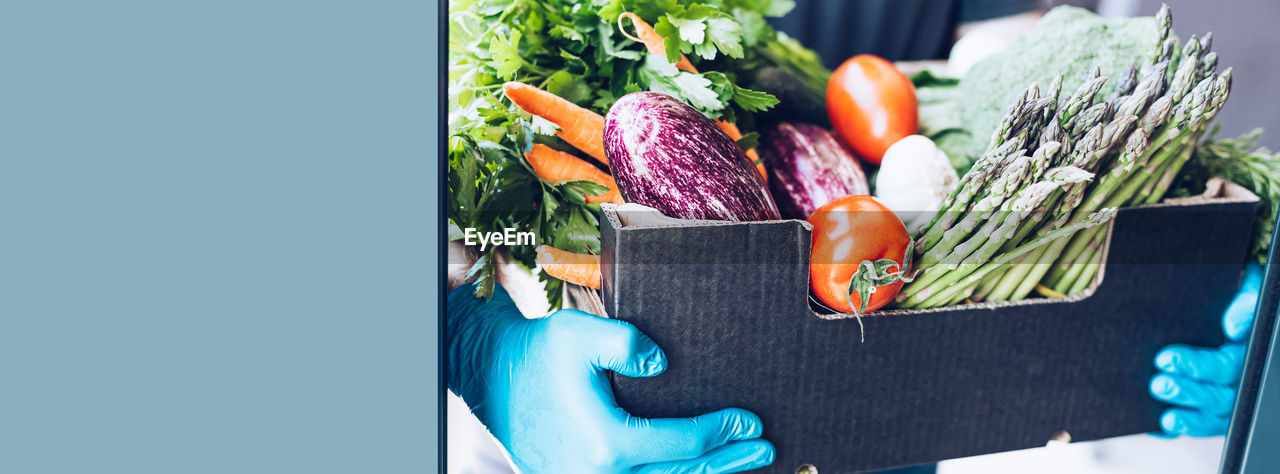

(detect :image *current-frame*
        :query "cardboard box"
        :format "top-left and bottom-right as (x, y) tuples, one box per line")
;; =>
(596, 182), (1263, 473)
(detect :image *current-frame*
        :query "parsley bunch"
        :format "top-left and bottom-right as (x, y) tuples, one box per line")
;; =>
(448, 0), (827, 305)
(1175, 126), (1280, 263)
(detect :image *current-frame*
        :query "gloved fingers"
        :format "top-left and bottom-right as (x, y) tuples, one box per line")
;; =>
(1224, 263), (1264, 341)
(1154, 343), (1246, 385)
(560, 310), (668, 378)
(1159, 408), (1229, 437)
(622, 408), (764, 464)
(1149, 373), (1238, 416)
(631, 439), (775, 474)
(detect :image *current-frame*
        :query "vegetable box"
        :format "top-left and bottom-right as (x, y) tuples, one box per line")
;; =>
(593, 181), (1264, 473)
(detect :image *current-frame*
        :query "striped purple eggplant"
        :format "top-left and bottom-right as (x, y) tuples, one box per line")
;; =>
(604, 91), (781, 222)
(760, 122), (869, 219)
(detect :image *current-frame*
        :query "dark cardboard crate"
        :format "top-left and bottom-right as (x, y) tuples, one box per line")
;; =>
(597, 183), (1263, 473)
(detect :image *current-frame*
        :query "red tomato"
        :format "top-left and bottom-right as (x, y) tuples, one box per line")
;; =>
(826, 55), (918, 165)
(807, 195), (912, 314)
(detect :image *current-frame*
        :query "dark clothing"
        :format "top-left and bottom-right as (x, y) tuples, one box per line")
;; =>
(768, 0), (1040, 67)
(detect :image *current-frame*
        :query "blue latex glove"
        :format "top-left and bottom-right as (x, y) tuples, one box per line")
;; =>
(448, 283), (776, 473)
(1149, 264), (1263, 437)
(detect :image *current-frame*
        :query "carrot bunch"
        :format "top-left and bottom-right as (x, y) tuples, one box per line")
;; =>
(500, 81), (610, 289)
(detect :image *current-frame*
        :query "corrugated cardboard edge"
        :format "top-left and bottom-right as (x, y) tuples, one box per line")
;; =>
(597, 178), (1260, 321)
(853, 220), (1113, 318)
(1139, 178), (1258, 208)
(602, 203), (815, 231)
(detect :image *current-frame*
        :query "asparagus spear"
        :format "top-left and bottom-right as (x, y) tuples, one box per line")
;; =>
(900, 166), (1094, 297)
(1145, 70), (1233, 202)
(918, 81), (1047, 241)
(906, 182), (1066, 307)
(1058, 74), (1108, 129)
(998, 114), (1139, 296)
(921, 155), (1033, 266)
(1054, 232), (1106, 295)
(1068, 247), (1105, 294)
(927, 156), (1036, 267)
(916, 135), (1027, 253)
(1050, 71), (1231, 293)
(903, 208), (1118, 308)
(1199, 52), (1218, 81)
(1110, 64), (1139, 101)
(1148, 5), (1173, 71)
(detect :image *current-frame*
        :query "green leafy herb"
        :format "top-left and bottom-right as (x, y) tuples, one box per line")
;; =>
(1178, 126), (1280, 263)
(489, 30), (525, 80)
(730, 83), (780, 111)
(735, 131), (760, 151)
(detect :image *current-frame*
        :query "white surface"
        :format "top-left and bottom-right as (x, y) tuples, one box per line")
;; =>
(448, 393), (517, 474)
(938, 434), (1224, 474)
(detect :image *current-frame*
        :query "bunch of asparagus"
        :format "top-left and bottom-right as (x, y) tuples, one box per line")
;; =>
(895, 5), (1233, 309)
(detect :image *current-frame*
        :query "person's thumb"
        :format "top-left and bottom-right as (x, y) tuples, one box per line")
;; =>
(1224, 263), (1264, 341)
(559, 310), (668, 378)
(623, 408), (766, 465)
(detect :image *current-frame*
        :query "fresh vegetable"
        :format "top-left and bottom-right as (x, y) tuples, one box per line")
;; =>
(504, 81), (609, 164)
(826, 55), (918, 165)
(928, 6), (1169, 170)
(808, 196), (913, 315)
(1035, 7), (1231, 296)
(619, 12), (695, 72)
(448, 0), (825, 303)
(524, 144), (619, 204)
(760, 122), (869, 219)
(536, 245), (601, 289)
(619, 12), (768, 181)
(895, 5), (1234, 307)
(910, 70), (971, 171)
(757, 32), (831, 98)
(716, 120), (767, 182)
(1174, 127), (1280, 263)
(873, 135), (959, 234)
(605, 91), (780, 222)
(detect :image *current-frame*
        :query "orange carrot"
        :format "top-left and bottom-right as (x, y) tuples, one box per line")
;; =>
(611, 193), (625, 206)
(537, 245), (601, 289)
(715, 120), (768, 183)
(619, 13), (766, 183)
(619, 13), (696, 73)
(525, 144), (619, 204)
(503, 82), (608, 165)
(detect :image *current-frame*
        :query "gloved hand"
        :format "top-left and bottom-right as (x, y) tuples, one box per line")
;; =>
(448, 283), (776, 473)
(1149, 264), (1263, 437)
